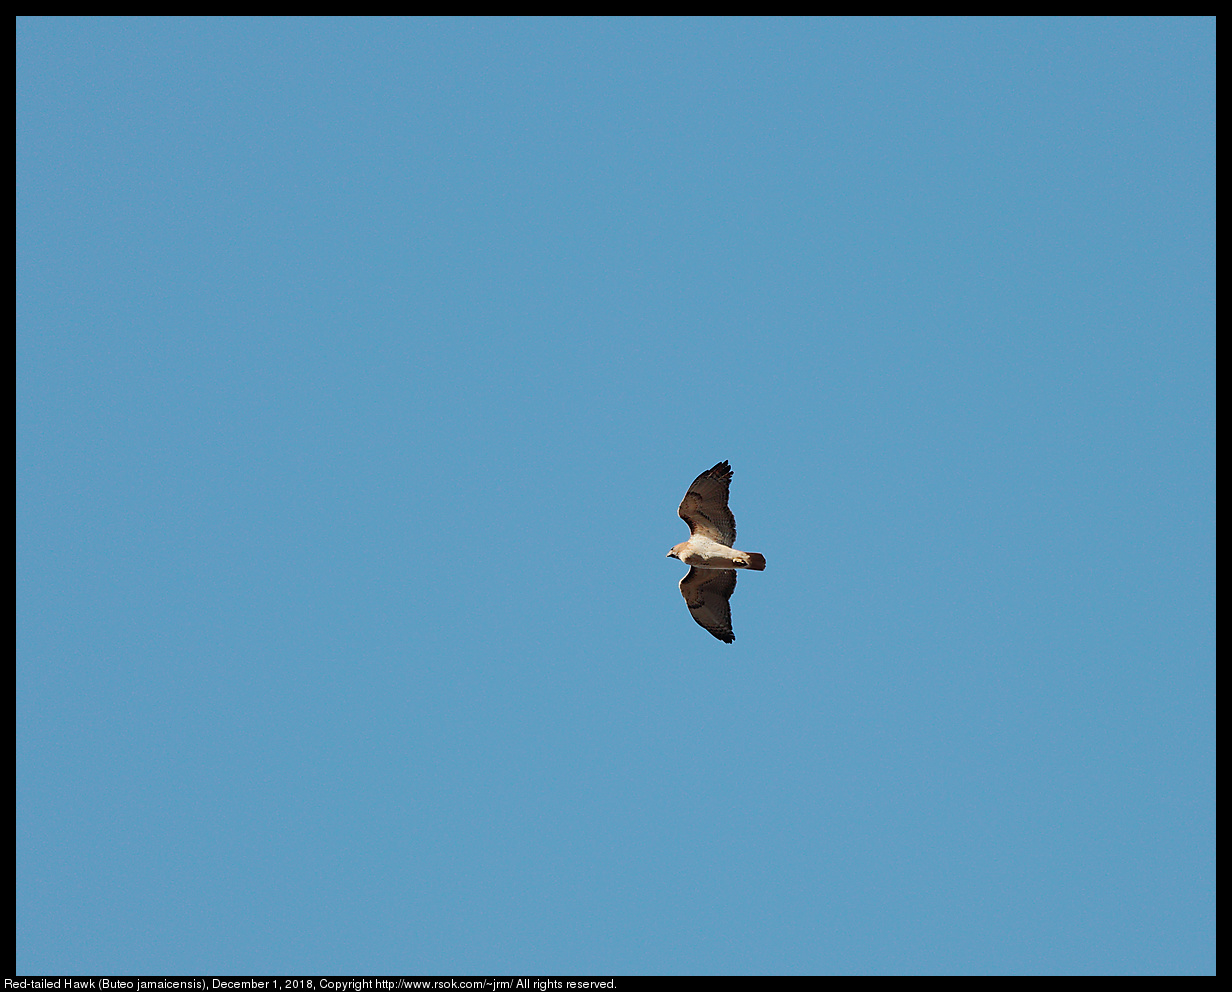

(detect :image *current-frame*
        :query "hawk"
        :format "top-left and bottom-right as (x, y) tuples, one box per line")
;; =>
(667, 461), (765, 642)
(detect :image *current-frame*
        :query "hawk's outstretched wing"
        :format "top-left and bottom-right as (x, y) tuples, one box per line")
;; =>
(679, 566), (737, 643)
(678, 460), (736, 547)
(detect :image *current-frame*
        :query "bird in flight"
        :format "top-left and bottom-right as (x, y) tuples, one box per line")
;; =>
(667, 461), (765, 642)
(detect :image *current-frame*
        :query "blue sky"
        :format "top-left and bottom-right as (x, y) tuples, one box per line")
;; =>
(16, 17), (1214, 976)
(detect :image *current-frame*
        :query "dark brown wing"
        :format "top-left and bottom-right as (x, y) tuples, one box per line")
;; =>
(678, 460), (736, 546)
(679, 566), (737, 643)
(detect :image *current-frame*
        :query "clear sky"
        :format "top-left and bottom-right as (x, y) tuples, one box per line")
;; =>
(16, 17), (1214, 976)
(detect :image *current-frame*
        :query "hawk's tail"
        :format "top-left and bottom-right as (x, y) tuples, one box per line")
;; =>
(744, 552), (766, 571)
